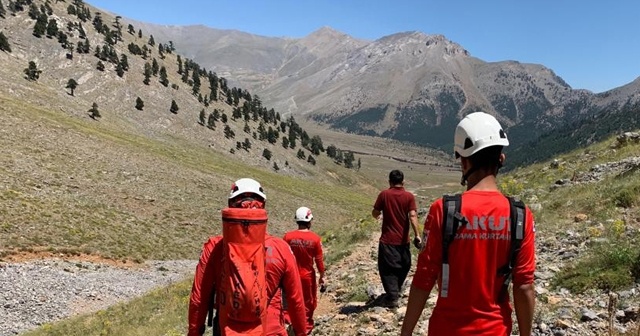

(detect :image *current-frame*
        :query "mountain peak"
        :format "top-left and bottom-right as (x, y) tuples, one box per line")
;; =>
(307, 26), (348, 39)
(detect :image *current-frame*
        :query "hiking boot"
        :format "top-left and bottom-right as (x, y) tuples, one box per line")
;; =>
(380, 295), (399, 308)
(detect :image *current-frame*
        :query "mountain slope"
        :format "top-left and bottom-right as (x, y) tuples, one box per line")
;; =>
(135, 23), (640, 164)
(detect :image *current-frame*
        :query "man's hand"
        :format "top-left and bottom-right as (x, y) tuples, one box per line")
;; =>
(413, 236), (422, 250)
(319, 276), (326, 292)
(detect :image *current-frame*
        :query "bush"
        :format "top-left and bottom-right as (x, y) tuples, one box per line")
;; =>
(612, 186), (638, 208)
(554, 239), (637, 292)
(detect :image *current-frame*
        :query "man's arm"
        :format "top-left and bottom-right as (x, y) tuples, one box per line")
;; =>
(400, 285), (432, 336)
(513, 283), (535, 336)
(315, 238), (325, 285)
(281, 243), (307, 336)
(409, 209), (420, 238)
(512, 208), (536, 336)
(188, 238), (219, 336)
(372, 192), (383, 219)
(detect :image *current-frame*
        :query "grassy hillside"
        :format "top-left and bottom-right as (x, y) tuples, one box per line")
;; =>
(0, 92), (380, 262)
(505, 132), (640, 293)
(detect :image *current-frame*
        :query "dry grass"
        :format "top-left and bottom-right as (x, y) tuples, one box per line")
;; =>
(0, 93), (378, 262)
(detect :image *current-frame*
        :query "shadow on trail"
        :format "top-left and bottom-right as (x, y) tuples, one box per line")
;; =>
(338, 295), (389, 315)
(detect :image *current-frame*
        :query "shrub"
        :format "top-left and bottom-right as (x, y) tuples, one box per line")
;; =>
(554, 239), (637, 292)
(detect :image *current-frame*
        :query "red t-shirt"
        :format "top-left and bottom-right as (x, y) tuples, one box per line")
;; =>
(412, 190), (536, 336)
(283, 230), (325, 278)
(188, 235), (307, 336)
(373, 186), (417, 245)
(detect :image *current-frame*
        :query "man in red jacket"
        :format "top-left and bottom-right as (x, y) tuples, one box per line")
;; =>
(283, 207), (325, 334)
(188, 178), (307, 336)
(401, 112), (536, 336)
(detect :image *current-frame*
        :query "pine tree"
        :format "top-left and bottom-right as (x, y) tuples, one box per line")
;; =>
(282, 136), (289, 149)
(158, 43), (164, 59)
(33, 14), (47, 37)
(24, 61), (41, 81)
(262, 148), (272, 161)
(181, 67), (189, 83)
(273, 162), (279, 171)
(297, 149), (306, 160)
(127, 23), (134, 35)
(198, 109), (206, 125)
(66, 4), (75, 15)
(65, 78), (78, 96)
(137, 29), (142, 38)
(310, 135), (324, 155)
(170, 99), (179, 114)
(119, 54), (129, 71)
(135, 97), (144, 111)
(159, 66), (168, 87)
(96, 60), (105, 71)
(326, 145), (337, 158)
(192, 70), (200, 95)
(307, 155), (316, 165)
(28, 2), (38, 19)
(46, 18), (58, 38)
(344, 151), (355, 168)
(224, 125), (235, 139)
(151, 58), (159, 76)
(57, 31), (69, 49)
(148, 34), (154, 46)
(143, 62), (151, 85)
(242, 138), (251, 151)
(88, 102), (100, 119)
(207, 113), (216, 129)
(177, 55), (183, 74)
(115, 62), (124, 77)
(0, 0), (6, 19)
(0, 32), (11, 52)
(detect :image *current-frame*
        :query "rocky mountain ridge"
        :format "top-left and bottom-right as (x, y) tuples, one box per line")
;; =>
(134, 22), (640, 163)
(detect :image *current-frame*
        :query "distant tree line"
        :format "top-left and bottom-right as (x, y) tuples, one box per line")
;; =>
(4, 0), (360, 171)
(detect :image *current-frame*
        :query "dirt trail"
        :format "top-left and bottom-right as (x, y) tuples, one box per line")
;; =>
(311, 233), (432, 335)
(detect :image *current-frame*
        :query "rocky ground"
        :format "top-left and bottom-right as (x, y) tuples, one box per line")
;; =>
(0, 257), (195, 336)
(312, 233), (640, 336)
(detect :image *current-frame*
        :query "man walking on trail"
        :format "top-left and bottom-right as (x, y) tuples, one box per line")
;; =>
(372, 169), (421, 308)
(188, 178), (307, 336)
(400, 112), (536, 336)
(283, 206), (326, 334)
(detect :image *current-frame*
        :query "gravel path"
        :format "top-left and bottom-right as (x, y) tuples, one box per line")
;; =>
(0, 259), (196, 336)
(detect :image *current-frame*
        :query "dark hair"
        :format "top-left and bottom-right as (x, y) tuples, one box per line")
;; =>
(389, 170), (404, 185)
(296, 221), (310, 228)
(468, 146), (504, 170)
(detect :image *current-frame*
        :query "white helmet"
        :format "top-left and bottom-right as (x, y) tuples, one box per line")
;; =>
(454, 112), (509, 158)
(229, 178), (266, 201)
(295, 207), (313, 222)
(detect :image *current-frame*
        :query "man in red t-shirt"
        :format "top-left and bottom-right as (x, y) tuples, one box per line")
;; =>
(372, 170), (421, 308)
(188, 178), (307, 336)
(283, 206), (325, 334)
(401, 112), (536, 336)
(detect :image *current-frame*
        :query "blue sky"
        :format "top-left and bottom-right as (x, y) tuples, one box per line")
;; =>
(88, 0), (640, 93)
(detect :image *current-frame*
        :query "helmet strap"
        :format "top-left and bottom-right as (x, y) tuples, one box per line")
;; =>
(297, 222), (311, 229)
(460, 166), (477, 186)
(461, 159), (503, 187)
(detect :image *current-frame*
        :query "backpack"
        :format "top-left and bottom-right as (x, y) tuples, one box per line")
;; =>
(440, 193), (525, 302)
(217, 207), (268, 336)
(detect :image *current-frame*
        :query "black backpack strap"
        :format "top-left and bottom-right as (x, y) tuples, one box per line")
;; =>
(497, 197), (526, 302)
(441, 193), (465, 298)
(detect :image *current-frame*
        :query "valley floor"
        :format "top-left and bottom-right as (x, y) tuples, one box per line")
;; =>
(0, 258), (195, 335)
